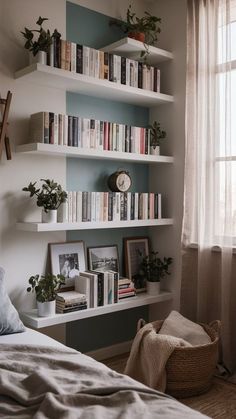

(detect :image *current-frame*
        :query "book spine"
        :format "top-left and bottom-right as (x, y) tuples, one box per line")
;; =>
(83, 46), (90, 75)
(49, 112), (54, 144)
(70, 42), (76, 73)
(53, 114), (58, 145)
(97, 273), (104, 306)
(68, 116), (73, 146)
(121, 57), (126, 85)
(76, 191), (82, 222)
(65, 41), (71, 71)
(108, 54), (114, 82)
(60, 39), (66, 70)
(63, 115), (68, 146)
(72, 116), (78, 147)
(138, 62), (143, 88)
(99, 51), (104, 79)
(104, 52), (109, 80)
(58, 114), (63, 146)
(76, 44), (83, 73)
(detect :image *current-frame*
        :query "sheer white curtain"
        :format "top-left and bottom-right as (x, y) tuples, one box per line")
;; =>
(181, 0), (236, 372)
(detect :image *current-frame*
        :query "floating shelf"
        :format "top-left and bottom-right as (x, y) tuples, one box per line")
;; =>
(20, 291), (173, 328)
(16, 143), (174, 164)
(15, 64), (173, 107)
(16, 219), (174, 232)
(102, 37), (173, 65)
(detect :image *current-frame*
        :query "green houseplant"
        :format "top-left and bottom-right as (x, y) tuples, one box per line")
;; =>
(21, 16), (61, 64)
(27, 273), (65, 317)
(149, 121), (166, 155)
(139, 251), (173, 294)
(22, 178), (67, 223)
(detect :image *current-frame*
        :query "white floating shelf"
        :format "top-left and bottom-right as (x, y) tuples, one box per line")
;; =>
(16, 143), (174, 164)
(15, 64), (173, 107)
(20, 291), (172, 328)
(102, 37), (173, 65)
(16, 219), (173, 232)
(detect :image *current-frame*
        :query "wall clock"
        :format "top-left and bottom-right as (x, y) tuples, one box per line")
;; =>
(107, 170), (132, 192)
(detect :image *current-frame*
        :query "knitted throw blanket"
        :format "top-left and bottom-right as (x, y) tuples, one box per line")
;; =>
(124, 321), (191, 392)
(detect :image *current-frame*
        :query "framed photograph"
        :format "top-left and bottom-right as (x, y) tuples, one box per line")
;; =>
(88, 245), (119, 273)
(123, 237), (150, 293)
(49, 241), (86, 288)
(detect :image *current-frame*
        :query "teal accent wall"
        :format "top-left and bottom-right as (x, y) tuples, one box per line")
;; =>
(66, 2), (149, 352)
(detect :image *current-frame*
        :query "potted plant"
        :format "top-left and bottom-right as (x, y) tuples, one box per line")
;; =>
(27, 273), (65, 317)
(21, 16), (61, 65)
(139, 251), (173, 294)
(22, 178), (67, 223)
(149, 121), (166, 155)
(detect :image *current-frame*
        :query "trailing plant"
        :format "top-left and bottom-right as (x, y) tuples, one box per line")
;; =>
(110, 5), (161, 45)
(22, 178), (67, 212)
(21, 16), (61, 56)
(27, 273), (65, 302)
(149, 121), (166, 148)
(139, 251), (173, 282)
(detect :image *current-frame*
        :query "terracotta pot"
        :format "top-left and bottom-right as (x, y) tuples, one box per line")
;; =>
(128, 32), (145, 43)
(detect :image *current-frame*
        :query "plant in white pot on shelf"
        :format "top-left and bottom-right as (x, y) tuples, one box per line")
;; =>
(149, 121), (166, 156)
(22, 178), (67, 223)
(21, 16), (61, 65)
(27, 273), (65, 317)
(139, 251), (173, 295)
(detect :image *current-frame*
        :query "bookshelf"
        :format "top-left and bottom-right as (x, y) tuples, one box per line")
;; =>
(15, 64), (173, 107)
(20, 291), (173, 328)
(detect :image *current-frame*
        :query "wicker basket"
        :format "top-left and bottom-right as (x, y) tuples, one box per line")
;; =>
(138, 319), (220, 399)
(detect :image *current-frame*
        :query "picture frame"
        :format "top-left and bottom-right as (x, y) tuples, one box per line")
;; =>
(49, 241), (86, 289)
(123, 236), (150, 293)
(88, 245), (119, 273)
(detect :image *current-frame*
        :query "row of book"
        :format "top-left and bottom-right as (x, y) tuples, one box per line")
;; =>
(118, 277), (136, 299)
(56, 290), (87, 313)
(30, 112), (154, 155)
(48, 38), (160, 92)
(59, 191), (162, 223)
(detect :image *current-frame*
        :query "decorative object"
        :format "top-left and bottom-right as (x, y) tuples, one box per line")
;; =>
(110, 5), (161, 45)
(139, 251), (173, 294)
(149, 121), (166, 155)
(21, 16), (61, 63)
(26, 273), (65, 317)
(107, 169), (132, 192)
(0, 266), (25, 335)
(88, 245), (119, 273)
(124, 237), (149, 293)
(49, 241), (86, 289)
(22, 178), (67, 223)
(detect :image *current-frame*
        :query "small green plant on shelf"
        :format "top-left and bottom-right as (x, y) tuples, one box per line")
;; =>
(139, 251), (173, 282)
(22, 178), (67, 212)
(149, 121), (166, 149)
(21, 16), (61, 56)
(27, 273), (65, 303)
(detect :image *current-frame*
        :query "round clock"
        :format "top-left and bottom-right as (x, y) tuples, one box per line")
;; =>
(107, 170), (132, 192)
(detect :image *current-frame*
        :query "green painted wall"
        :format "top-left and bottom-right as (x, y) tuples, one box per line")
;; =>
(66, 2), (149, 352)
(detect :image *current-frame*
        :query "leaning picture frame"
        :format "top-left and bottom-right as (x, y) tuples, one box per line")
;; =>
(49, 241), (86, 289)
(123, 236), (150, 293)
(88, 245), (119, 273)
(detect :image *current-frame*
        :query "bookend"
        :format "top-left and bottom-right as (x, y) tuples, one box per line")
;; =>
(0, 91), (12, 160)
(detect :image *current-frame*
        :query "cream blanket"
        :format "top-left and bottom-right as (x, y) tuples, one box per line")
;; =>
(125, 320), (191, 392)
(0, 343), (208, 418)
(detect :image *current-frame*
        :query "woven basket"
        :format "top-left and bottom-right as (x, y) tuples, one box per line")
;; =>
(138, 319), (220, 399)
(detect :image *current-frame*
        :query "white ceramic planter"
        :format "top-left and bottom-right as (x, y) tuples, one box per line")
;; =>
(37, 300), (55, 317)
(42, 209), (57, 223)
(150, 145), (160, 156)
(29, 51), (47, 65)
(146, 281), (160, 295)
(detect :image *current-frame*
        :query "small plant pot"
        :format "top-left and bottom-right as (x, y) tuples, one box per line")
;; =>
(29, 51), (47, 65)
(42, 209), (57, 223)
(57, 203), (68, 223)
(37, 300), (55, 317)
(150, 145), (160, 156)
(146, 281), (160, 295)
(128, 32), (145, 42)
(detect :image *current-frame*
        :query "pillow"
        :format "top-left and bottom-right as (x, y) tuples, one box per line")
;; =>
(159, 310), (211, 346)
(0, 267), (25, 335)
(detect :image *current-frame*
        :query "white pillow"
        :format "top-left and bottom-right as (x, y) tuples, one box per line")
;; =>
(159, 311), (211, 346)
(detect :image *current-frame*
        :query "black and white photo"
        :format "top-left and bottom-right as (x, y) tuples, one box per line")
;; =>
(88, 245), (119, 273)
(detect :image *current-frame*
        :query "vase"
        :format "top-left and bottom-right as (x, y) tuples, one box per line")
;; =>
(57, 203), (68, 223)
(146, 281), (160, 295)
(150, 145), (160, 156)
(42, 209), (57, 223)
(37, 300), (55, 317)
(29, 51), (47, 65)
(128, 32), (145, 43)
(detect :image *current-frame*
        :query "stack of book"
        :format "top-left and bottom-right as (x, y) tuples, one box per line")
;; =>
(75, 270), (119, 308)
(63, 191), (162, 223)
(30, 112), (152, 154)
(47, 38), (161, 93)
(118, 278), (136, 300)
(56, 290), (87, 313)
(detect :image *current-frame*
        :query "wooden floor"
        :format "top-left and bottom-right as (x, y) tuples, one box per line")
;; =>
(102, 353), (236, 419)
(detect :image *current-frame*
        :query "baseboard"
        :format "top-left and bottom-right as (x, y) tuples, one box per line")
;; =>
(85, 340), (133, 361)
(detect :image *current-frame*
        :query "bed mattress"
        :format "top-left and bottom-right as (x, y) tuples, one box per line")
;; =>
(0, 327), (65, 348)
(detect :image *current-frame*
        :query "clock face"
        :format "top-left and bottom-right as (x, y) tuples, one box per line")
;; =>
(116, 172), (132, 192)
